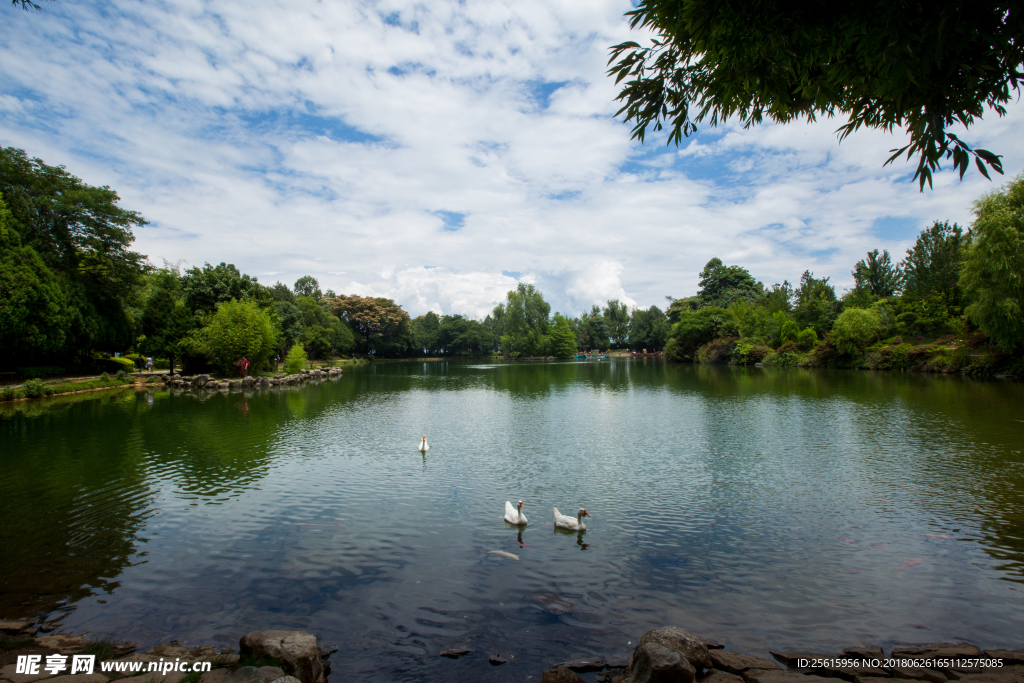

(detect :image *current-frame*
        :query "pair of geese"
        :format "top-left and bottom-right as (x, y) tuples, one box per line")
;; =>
(417, 438), (590, 532)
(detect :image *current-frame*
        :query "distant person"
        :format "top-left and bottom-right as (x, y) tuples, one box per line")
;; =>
(241, 356), (250, 377)
(146, 357), (154, 373)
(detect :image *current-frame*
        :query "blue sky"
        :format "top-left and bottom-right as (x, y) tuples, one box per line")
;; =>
(2, 0), (1022, 318)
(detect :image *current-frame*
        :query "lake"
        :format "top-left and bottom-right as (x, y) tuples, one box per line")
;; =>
(1, 360), (1022, 681)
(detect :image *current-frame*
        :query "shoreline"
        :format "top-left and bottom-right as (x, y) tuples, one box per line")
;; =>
(1, 621), (1021, 683)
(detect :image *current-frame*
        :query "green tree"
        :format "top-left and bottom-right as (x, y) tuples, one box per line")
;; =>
(497, 283), (551, 358)
(697, 258), (762, 307)
(586, 308), (610, 350)
(274, 301), (305, 353)
(603, 299), (631, 347)
(331, 295), (412, 356)
(438, 315), (493, 355)
(608, 0), (1013, 188)
(852, 249), (902, 300)
(548, 314), (578, 358)
(285, 342), (308, 374)
(830, 308), (881, 355)
(412, 311), (442, 354)
(794, 271), (840, 337)
(666, 296), (700, 323)
(294, 276), (322, 301)
(903, 221), (967, 311)
(270, 281), (296, 304)
(139, 268), (196, 375)
(181, 262), (270, 315)
(0, 194), (72, 360)
(628, 305), (670, 349)
(196, 300), (279, 374)
(1, 147), (147, 357)
(664, 306), (738, 361)
(763, 281), (794, 313)
(960, 174), (1024, 350)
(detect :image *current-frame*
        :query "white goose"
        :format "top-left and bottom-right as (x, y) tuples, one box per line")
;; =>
(418, 436), (429, 452)
(503, 500), (528, 526)
(553, 507), (590, 531)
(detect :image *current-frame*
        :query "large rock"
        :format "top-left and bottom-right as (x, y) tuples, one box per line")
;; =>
(812, 665), (890, 681)
(986, 654), (1024, 666)
(710, 652), (780, 675)
(891, 668), (947, 683)
(891, 645), (983, 660)
(701, 670), (745, 683)
(542, 670), (586, 683)
(742, 671), (836, 683)
(238, 631), (323, 683)
(219, 667), (284, 683)
(242, 376), (256, 388)
(624, 627), (713, 683)
(958, 667), (1024, 683)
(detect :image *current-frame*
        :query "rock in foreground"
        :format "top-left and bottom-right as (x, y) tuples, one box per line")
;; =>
(624, 626), (713, 683)
(238, 631), (323, 683)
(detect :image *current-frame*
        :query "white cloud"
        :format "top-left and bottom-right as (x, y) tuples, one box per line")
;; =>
(1, 0), (1021, 318)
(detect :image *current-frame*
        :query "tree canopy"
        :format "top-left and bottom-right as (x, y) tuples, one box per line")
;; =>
(961, 173), (1024, 350)
(608, 0), (1020, 189)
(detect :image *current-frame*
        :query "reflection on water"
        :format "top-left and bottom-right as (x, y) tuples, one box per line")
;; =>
(1, 362), (1023, 682)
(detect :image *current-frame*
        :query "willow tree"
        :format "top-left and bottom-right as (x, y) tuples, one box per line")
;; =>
(608, 0), (1020, 188)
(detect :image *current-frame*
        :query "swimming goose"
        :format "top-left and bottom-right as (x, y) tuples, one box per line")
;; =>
(554, 507), (590, 531)
(418, 436), (429, 452)
(504, 500), (528, 526)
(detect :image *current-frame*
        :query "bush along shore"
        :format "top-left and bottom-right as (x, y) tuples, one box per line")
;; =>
(2, 621), (1021, 683)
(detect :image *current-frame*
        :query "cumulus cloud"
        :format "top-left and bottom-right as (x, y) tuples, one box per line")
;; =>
(1, 0), (1021, 317)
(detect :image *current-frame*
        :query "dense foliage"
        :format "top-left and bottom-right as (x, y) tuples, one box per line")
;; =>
(608, 0), (1019, 188)
(661, 175), (1024, 372)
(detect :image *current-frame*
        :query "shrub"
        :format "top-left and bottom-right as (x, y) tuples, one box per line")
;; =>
(116, 369), (129, 381)
(796, 328), (818, 350)
(763, 350), (802, 367)
(732, 340), (772, 364)
(831, 308), (881, 355)
(100, 372), (110, 382)
(777, 341), (799, 354)
(285, 343), (308, 374)
(1, 385), (15, 401)
(695, 337), (737, 364)
(42, 385), (54, 396)
(22, 378), (44, 398)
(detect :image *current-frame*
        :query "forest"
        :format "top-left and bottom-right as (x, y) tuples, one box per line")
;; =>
(2, 144), (1022, 377)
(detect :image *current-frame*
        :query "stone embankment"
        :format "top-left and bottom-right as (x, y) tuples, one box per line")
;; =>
(535, 627), (1024, 683)
(0, 622), (331, 683)
(160, 368), (342, 391)
(3, 621), (1021, 683)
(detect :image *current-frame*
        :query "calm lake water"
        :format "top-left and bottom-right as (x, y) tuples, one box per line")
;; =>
(2, 360), (1023, 680)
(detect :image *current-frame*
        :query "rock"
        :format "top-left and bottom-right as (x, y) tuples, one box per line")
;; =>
(958, 667), (1024, 683)
(199, 670), (231, 683)
(742, 671), (837, 683)
(439, 648), (471, 659)
(43, 676), (108, 683)
(986, 654), (1024, 666)
(269, 379), (280, 386)
(34, 636), (86, 652)
(228, 381), (241, 389)
(891, 645), (983, 660)
(770, 652), (828, 667)
(624, 626), (711, 683)
(489, 655), (507, 666)
(710, 652), (780, 675)
(219, 667), (284, 683)
(242, 377), (255, 388)
(846, 647), (885, 660)
(812, 666), (890, 681)
(258, 377), (269, 387)
(541, 669), (586, 683)
(550, 659), (605, 673)
(858, 678), (899, 683)
(0, 664), (57, 683)
(891, 668), (948, 683)
(0, 620), (34, 635)
(145, 643), (216, 659)
(702, 640), (725, 651)
(238, 631), (324, 683)
(268, 678), (302, 683)
(121, 673), (185, 683)
(701, 670), (745, 683)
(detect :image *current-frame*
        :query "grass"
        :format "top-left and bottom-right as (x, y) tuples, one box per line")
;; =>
(80, 638), (119, 660)
(0, 376), (134, 401)
(181, 671), (203, 683)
